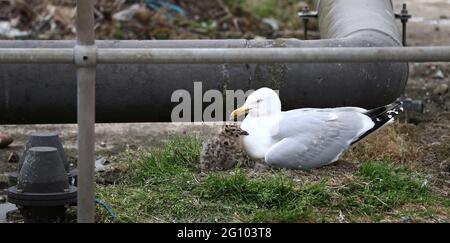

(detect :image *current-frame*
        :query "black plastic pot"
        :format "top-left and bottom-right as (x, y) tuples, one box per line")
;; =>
(8, 133), (77, 187)
(7, 147), (77, 223)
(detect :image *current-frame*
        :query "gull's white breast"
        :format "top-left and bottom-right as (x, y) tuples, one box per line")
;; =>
(241, 115), (280, 159)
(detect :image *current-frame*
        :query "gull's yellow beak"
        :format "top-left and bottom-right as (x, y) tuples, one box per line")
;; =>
(230, 106), (250, 120)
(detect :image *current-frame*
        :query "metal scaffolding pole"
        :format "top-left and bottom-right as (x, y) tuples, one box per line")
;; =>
(0, 48), (73, 63)
(96, 46), (450, 64)
(0, 46), (449, 64)
(76, 0), (96, 223)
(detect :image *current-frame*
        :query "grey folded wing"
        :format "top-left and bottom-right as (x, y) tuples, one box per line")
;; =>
(265, 110), (374, 169)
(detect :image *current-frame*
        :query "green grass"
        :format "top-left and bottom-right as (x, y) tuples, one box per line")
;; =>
(96, 136), (449, 223)
(249, 0), (279, 19)
(195, 170), (331, 222)
(128, 136), (200, 184)
(224, 0), (308, 19)
(222, 0), (307, 30)
(336, 161), (435, 221)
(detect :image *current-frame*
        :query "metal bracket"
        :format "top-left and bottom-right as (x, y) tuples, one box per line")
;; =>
(73, 45), (97, 67)
(400, 97), (424, 113)
(298, 6), (318, 40)
(398, 96), (424, 124)
(395, 3), (412, 46)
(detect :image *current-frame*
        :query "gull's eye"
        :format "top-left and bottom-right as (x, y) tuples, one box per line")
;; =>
(256, 99), (262, 103)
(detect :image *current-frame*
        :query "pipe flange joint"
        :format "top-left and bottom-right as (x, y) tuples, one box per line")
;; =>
(395, 3), (412, 22)
(298, 6), (318, 19)
(74, 45), (97, 67)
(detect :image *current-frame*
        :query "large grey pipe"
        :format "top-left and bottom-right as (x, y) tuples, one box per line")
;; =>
(0, 0), (407, 124)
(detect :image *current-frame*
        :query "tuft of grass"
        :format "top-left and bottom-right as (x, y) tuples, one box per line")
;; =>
(97, 186), (157, 223)
(248, 0), (278, 19)
(129, 135), (200, 185)
(196, 169), (297, 207)
(252, 182), (331, 223)
(112, 22), (125, 40)
(337, 161), (432, 220)
(196, 169), (332, 222)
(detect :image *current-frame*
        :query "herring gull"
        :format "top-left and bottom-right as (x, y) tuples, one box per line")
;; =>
(230, 88), (404, 169)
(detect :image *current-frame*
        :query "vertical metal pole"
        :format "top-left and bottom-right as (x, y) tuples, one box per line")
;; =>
(301, 6), (310, 40)
(77, 0), (95, 46)
(402, 20), (407, 46)
(401, 4), (407, 46)
(397, 3), (411, 47)
(303, 18), (309, 40)
(76, 0), (96, 223)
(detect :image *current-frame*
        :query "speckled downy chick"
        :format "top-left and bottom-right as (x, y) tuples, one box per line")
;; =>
(200, 124), (249, 171)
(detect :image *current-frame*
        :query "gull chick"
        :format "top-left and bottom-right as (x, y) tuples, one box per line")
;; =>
(231, 87), (404, 170)
(200, 124), (249, 171)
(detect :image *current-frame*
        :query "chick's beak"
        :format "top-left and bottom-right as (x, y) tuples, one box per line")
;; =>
(230, 106), (250, 120)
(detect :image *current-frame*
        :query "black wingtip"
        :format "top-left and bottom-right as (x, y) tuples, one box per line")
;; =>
(352, 101), (405, 145)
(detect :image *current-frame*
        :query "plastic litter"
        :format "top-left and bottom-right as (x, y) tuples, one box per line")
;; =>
(145, 0), (186, 20)
(95, 157), (110, 172)
(112, 3), (141, 22)
(0, 21), (30, 38)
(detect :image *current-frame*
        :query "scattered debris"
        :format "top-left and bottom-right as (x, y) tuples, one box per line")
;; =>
(401, 216), (413, 223)
(7, 153), (19, 164)
(433, 70), (445, 79)
(134, 6), (154, 24)
(46, 3), (77, 32)
(262, 18), (279, 31)
(0, 21), (30, 38)
(433, 83), (449, 96)
(95, 157), (111, 172)
(113, 3), (141, 22)
(0, 0), (315, 40)
(0, 134), (13, 148)
(100, 141), (107, 148)
(145, 0), (187, 20)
